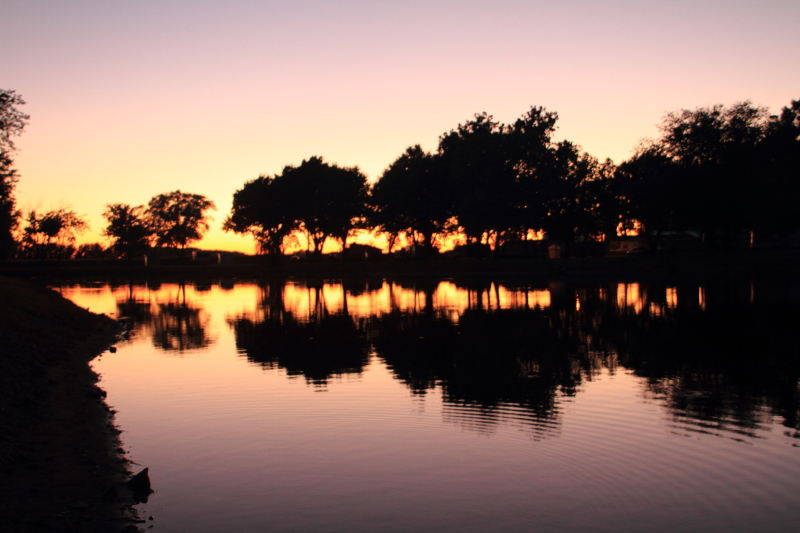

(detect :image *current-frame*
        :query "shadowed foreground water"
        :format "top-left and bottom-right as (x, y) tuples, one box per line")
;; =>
(58, 278), (800, 532)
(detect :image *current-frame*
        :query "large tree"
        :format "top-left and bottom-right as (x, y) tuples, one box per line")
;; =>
(103, 203), (154, 258)
(146, 191), (216, 256)
(283, 157), (369, 254)
(654, 101), (771, 243)
(614, 147), (685, 250)
(573, 155), (619, 243)
(224, 174), (299, 255)
(509, 106), (561, 239)
(370, 145), (452, 253)
(437, 106), (564, 250)
(756, 100), (800, 238)
(528, 141), (621, 247)
(438, 112), (518, 248)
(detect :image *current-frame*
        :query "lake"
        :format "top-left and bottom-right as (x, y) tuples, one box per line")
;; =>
(57, 277), (800, 532)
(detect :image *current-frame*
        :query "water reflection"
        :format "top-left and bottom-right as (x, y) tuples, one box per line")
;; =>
(98, 277), (800, 442)
(52, 277), (800, 532)
(616, 303), (800, 440)
(115, 282), (213, 353)
(151, 300), (211, 352)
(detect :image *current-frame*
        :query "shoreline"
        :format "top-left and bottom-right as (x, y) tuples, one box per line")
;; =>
(0, 276), (144, 532)
(2, 249), (798, 284)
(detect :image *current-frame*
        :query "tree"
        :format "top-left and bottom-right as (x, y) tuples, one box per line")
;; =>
(0, 152), (19, 260)
(0, 89), (29, 152)
(370, 145), (452, 253)
(21, 208), (89, 260)
(436, 106), (564, 251)
(224, 174), (299, 255)
(654, 101), (771, 243)
(438, 112), (518, 248)
(527, 141), (593, 245)
(146, 191), (216, 256)
(0, 89), (27, 260)
(510, 106), (561, 240)
(103, 203), (154, 258)
(283, 157), (369, 254)
(756, 99), (800, 238)
(573, 156), (619, 243)
(614, 147), (685, 250)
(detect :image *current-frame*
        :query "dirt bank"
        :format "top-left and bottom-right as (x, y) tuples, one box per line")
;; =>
(0, 276), (145, 532)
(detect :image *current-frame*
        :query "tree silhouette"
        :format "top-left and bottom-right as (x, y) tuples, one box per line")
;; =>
(509, 107), (560, 240)
(224, 174), (299, 255)
(284, 156), (368, 254)
(146, 191), (216, 257)
(653, 101), (771, 244)
(0, 152), (19, 261)
(0, 89), (29, 152)
(103, 203), (154, 258)
(576, 156), (619, 244)
(756, 100), (800, 238)
(528, 140), (599, 246)
(370, 145), (452, 254)
(614, 147), (685, 250)
(21, 208), (88, 260)
(438, 112), (518, 248)
(436, 106), (570, 251)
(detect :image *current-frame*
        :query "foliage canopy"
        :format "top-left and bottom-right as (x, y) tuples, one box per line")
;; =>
(146, 191), (216, 254)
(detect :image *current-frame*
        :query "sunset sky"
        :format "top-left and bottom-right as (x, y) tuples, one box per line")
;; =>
(4, 0), (799, 253)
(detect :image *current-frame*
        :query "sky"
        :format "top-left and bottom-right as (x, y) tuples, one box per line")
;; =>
(4, 0), (799, 253)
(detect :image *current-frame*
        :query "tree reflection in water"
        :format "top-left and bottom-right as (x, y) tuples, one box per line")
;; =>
(116, 281), (212, 353)
(230, 280), (369, 385)
(614, 301), (800, 438)
(101, 276), (792, 441)
(114, 281), (152, 341)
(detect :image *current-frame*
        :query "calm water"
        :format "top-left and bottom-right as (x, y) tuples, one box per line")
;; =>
(57, 278), (800, 532)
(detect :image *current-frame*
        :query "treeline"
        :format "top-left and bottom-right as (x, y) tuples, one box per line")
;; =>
(0, 191), (215, 261)
(225, 101), (800, 256)
(1, 88), (799, 261)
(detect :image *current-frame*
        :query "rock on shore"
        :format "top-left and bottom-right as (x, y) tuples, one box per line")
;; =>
(0, 276), (142, 532)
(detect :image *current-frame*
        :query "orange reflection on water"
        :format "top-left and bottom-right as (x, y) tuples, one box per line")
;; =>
(55, 283), (121, 317)
(433, 282), (470, 312)
(526, 289), (551, 309)
(346, 283), (394, 317)
(666, 287), (678, 309)
(649, 302), (663, 317)
(617, 283), (643, 313)
(392, 284), (429, 313)
(265, 281), (554, 321)
(281, 282), (426, 319)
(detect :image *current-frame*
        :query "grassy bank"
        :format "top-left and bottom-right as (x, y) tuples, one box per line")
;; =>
(0, 276), (141, 532)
